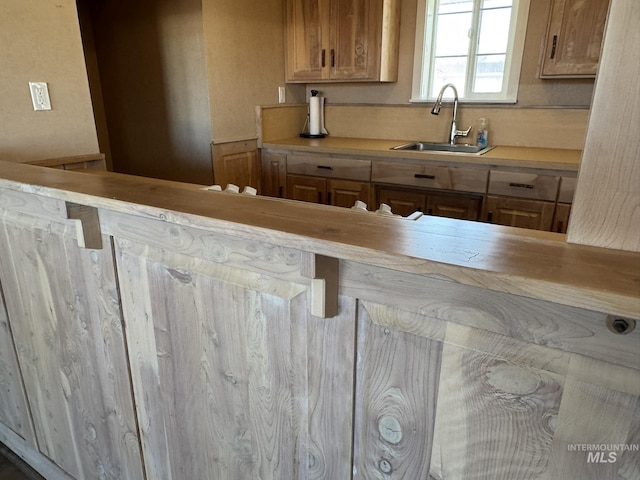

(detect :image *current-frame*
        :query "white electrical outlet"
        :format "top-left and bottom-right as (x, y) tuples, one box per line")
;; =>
(29, 82), (52, 111)
(278, 86), (286, 104)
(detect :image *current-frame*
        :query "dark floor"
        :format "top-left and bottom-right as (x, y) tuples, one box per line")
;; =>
(0, 444), (43, 480)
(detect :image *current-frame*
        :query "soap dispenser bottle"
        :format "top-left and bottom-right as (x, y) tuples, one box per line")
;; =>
(477, 118), (488, 148)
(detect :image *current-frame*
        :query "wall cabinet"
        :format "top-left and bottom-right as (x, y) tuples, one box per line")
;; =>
(285, 0), (401, 82)
(539, 0), (610, 77)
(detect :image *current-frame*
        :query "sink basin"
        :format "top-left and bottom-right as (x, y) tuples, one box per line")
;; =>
(391, 142), (494, 154)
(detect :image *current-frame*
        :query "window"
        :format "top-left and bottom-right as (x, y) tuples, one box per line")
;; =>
(411, 0), (530, 103)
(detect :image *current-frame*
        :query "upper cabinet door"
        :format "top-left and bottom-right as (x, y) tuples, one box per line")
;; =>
(286, 0), (329, 81)
(285, 0), (400, 83)
(539, 0), (611, 77)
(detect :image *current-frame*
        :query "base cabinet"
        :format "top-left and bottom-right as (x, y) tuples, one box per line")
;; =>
(377, 186), (483, 220)
(261, 151), (286, 198)
(287, 174), (370, 207)
(483, 195), (556, 231)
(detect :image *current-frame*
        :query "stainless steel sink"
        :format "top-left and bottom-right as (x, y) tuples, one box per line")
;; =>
(391, 142), (494, 154)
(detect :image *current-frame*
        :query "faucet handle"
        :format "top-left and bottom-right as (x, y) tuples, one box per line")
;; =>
(455, 126), (472, 138)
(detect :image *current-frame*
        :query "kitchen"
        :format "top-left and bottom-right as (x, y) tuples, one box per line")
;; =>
(0, 0), (638, 479)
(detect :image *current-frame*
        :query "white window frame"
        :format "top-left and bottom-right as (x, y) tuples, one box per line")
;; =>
(411, 0), (531, 103)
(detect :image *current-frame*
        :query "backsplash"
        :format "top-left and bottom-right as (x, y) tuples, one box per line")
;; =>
(258, 104), (589, 150)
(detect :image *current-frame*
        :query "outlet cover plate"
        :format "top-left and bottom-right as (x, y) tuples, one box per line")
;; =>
(29, 82), (52, 111)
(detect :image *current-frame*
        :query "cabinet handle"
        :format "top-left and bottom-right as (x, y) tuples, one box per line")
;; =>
(414, 174), (435, 180)
(317, 165), (333, 171)
(327, 192), (332, 205)
(331, 49), (335, 67)
(321, 49), (326, 68)
(278, 186), (283, 198)
(509, 182), (535, 189)
(550, 35), (558, 59)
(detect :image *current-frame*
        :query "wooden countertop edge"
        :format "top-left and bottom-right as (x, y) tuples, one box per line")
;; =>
(0, 161), (637, 318)
(262, 137), (582, 172)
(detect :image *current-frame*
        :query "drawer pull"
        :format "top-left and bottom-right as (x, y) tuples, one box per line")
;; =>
(414, 174), (435, 180)
(509, 182), (535, 189)
(317, 165), (334, 171)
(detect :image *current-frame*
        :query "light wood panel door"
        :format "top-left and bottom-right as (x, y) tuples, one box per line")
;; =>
(377, 187), (426, 217)
(484, 195), (556, 231)
(212, 140), (261, 192)
(261, 151), (286, 198)
(426, 192), (483, 220)
(285, 0), (400, 82)
(0, 280), (36, 448)
(114, 233), (357, 479)
(287, 174), (326, 203)
(540, 0), (610, 77)
(0, 194), (144, 480)
(328, 179), (371, 207)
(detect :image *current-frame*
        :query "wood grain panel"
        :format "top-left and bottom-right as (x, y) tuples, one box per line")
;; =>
(116, 239), (355, 479)
(353, 302), (442, 479)
(567, 0), (640, 252)
(340, 261), (640, 370)
(0, 216), (143, 479)
(0, 280), (35, 447)
(430, 326), (565, 479)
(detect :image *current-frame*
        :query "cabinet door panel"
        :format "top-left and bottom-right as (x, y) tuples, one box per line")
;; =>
(353, 303), (442, 478)
(0, 210), (144, 480)
(426, 193), (482, 220)
(115, 238), (357, 479)
(0, 280), (35, 447)
(484, 196), (556, 231)
(330, 0), (380, 80)
(541, 0), (610, 77)
(286, 0), (328, 81)
(328, 179), (371, 207)
(287, 174), (326, 203)
(261, 151), (286, 198)
(377, 187), (426, 217)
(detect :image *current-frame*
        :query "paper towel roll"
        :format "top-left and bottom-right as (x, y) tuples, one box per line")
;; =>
(309, 96), (321, 135)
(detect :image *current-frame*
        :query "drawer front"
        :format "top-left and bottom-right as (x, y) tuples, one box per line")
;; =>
(488, 171), (560, 201)
(286, 154), (371, 181)
(372, 161), (488, 193)
(558, 176), (577, 204)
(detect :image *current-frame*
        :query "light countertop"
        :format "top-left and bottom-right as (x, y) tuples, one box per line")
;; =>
(262, 136), (583, 172)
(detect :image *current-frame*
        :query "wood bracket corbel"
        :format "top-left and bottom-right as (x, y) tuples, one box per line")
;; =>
(65, 202), (103, 249)
(300, 252), (339, 318)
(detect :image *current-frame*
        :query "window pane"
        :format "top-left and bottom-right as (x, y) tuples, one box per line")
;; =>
(439, 0), (473, 14)
(473, 54), (505, 92)
(482, 0), (513, 9)
(435, 12), (472, 57)
(478, 7), (512, 54)
(432, 56), (467, 97)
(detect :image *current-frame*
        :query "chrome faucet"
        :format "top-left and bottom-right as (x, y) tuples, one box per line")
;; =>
(431, 83), (471, 145)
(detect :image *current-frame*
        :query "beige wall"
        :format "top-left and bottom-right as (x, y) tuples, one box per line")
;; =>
(201, 0), (305, 144)
(0, 0), (99, 163)
(306, 0), (595, 107)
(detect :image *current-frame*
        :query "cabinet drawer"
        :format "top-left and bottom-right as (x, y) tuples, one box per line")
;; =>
(287, 154), (371, 181)
(488, 171), (559, 201)
(372, 161), (488, 193)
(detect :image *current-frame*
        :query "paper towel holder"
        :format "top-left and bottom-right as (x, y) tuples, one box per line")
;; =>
(300, 90), (327, 138)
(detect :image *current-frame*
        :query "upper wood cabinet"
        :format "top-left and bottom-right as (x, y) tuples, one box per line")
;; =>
(285, 0), (401, 82)
(539, 0), (610, 78)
